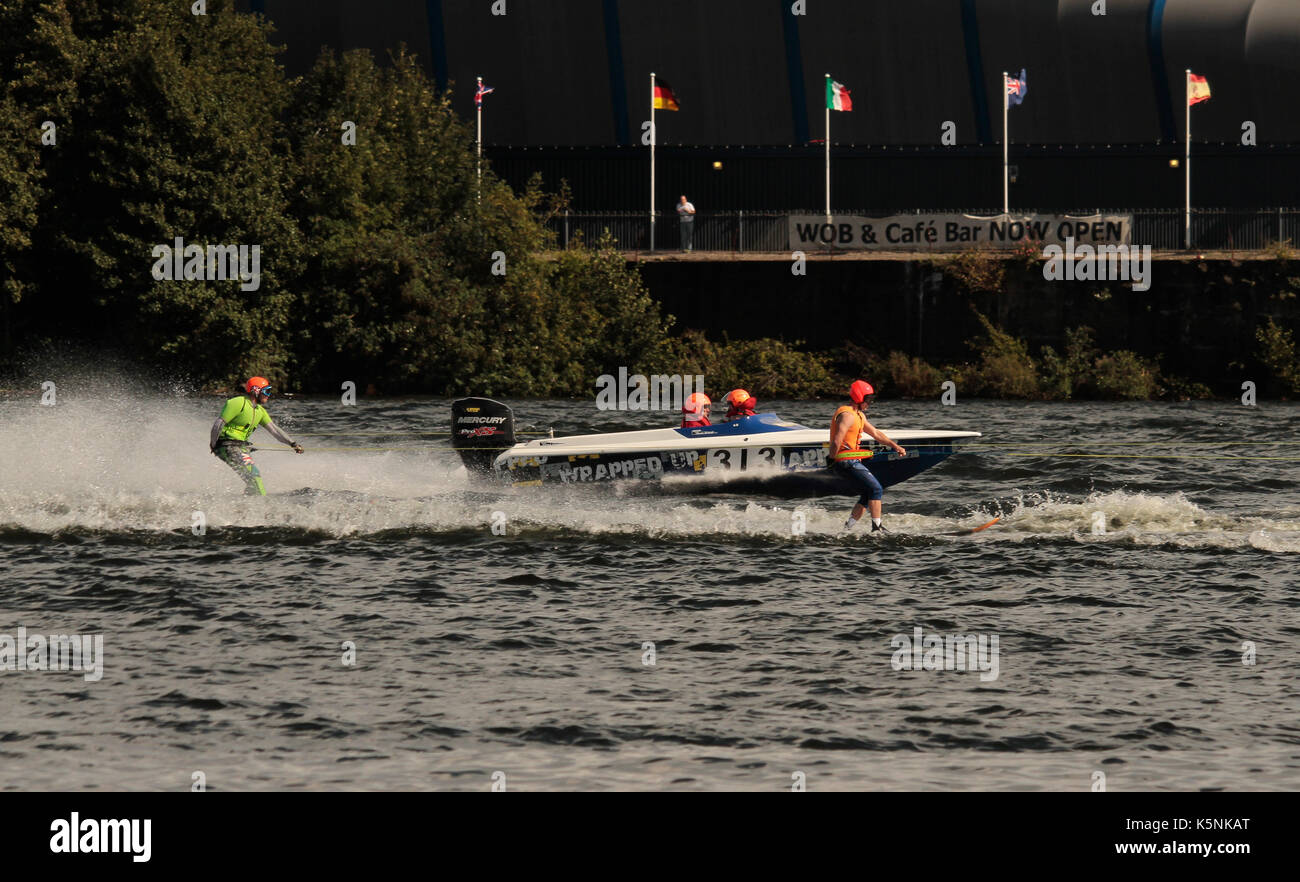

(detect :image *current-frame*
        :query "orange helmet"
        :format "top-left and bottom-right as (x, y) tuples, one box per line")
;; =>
(849, 380), (875, 404)
(246, 376), (272, 397)
(683, 392), (711, 418)
(723, 389), (756, 417)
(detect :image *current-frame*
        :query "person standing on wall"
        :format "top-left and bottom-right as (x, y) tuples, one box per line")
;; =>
(676, 195), (696, 253)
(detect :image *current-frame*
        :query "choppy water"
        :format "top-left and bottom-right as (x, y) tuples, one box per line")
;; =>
(2, 387), (1298, 791)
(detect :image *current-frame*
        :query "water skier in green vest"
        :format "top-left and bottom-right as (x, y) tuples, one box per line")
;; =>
(209, 377), (303, 495)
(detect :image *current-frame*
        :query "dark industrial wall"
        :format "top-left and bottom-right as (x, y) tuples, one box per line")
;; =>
(638, 257), (1300, 392)
(487, 144), (1300, 210)
(244, 0), (1300, 146)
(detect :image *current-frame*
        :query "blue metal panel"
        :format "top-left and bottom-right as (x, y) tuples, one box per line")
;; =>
(960, 0), (992, 144)
(780, 1), (810, 145)
(424, 0), (449, 93)
(1147, 0), (1175, 142)
(602, 0), (630, 145)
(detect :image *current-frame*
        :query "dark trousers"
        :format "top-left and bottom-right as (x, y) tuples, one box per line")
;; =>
(833, 459), (883, 506)
(679, 219), (694, 251)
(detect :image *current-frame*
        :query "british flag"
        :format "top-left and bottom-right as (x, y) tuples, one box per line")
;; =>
(475, 82), (495, 109)
(1006, 69), (1027, 107)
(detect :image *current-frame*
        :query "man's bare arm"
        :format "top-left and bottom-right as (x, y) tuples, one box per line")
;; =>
(862, 419), (905, 455)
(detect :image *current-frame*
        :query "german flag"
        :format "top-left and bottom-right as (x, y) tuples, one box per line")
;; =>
(654, 80), (680, 111)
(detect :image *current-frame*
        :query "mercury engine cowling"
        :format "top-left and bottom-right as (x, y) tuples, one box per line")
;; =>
(451, 397), (517, 475)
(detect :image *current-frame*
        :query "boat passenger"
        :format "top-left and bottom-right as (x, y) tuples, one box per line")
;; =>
(721, 389), (757, 421)
(829, 380), (905, 532)
(681, 392), (712, 429)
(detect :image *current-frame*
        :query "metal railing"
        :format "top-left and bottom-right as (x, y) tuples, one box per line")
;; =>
(551, 210), (789, 252)
(546, 208), (1300, 252)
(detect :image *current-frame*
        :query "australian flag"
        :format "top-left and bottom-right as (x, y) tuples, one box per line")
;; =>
(1006, 69), (1027, 107)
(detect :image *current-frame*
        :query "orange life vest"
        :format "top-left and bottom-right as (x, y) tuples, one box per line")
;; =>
(830, 405), (873, 461)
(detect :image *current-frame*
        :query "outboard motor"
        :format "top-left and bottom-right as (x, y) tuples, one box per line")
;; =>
(451, 398), (516, 476)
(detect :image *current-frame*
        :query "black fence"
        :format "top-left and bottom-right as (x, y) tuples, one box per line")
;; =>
(546, 208), (1300, 253)
(491, 145), (1300, 215)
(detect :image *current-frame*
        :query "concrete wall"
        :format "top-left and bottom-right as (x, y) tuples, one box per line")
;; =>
(639, 256), (1300, 391)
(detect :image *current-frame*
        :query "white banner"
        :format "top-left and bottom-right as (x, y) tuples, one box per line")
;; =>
(789, 213), (1133, 251)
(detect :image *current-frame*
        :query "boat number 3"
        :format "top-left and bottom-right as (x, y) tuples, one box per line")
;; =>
(707, 448), (739, 470)
(707, 448), (778, 470)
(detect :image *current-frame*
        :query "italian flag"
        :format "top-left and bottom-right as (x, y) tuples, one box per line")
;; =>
(827, 78), (852, 112)
(1188, 73), (1211, 106)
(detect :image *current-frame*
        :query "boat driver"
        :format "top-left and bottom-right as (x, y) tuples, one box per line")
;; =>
(721, 389), (757, 421)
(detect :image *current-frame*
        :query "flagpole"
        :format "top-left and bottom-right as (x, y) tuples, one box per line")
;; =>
(1002, 71), (1009, 215)
(1184, 68), (1191, 250)
(825, 74), (832, 222)
(476, 76), (483, 206)
(650, 72), (656, 252)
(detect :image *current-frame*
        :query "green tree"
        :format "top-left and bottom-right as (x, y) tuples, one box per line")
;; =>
(0, 0), (84, 358)
(285, 49), (674, 395)
(287, 48), (544, 393)
(35, 0), (300, 385)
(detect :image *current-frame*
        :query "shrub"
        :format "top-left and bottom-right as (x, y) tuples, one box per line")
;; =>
(1158, 376), (1214, 400)
(1009, 238), (1045, 271)
(968, 309), (1040, 398)
(1091, 350), (1160, 400)
(646, 330), (837, 399)
(1255, 317), (1300, 395)
(933, 247), (1005, 294)
(1039, 326), (1101, 399)
(1262, 240), (1296, 262)
(878, 351), (943, 397)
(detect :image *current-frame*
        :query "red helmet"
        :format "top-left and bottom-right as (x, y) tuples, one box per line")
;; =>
(683, 392), (711, 418)
(849, 380), (875, 404)
(723, 389), (756, 416)
(246, 376), (272, 397)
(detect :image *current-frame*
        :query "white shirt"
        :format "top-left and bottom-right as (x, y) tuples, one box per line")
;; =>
(677, 201), (695, 218)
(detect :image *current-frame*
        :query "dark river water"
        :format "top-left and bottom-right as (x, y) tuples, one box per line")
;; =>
(2, 389), (1298, 791)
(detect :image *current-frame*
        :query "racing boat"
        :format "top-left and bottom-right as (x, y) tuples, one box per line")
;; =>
(452, 398), (981, 497)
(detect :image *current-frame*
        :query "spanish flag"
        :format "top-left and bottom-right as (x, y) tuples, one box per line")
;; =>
(1188, 73), (1211, 106)
(654, 80), (680, 111)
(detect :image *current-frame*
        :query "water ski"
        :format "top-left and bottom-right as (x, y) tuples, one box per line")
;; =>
(941, 516), (1001, 536)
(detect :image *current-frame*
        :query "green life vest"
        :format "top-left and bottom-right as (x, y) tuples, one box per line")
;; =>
(219, 396), (271, 442)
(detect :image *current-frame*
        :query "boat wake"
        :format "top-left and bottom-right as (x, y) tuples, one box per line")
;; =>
(977, 489), (1300, 552)
(3, 389), (1297, 552)
(4, 480), (1299, 553)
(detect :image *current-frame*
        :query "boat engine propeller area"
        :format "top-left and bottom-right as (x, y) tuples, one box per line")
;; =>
(451, 397), (517, 475)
